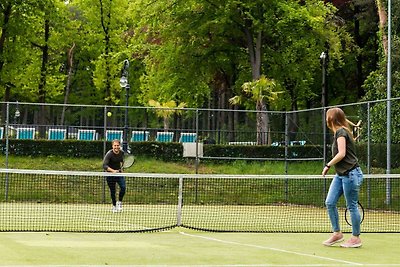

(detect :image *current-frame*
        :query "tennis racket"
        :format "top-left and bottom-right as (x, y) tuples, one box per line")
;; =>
(345, 201), (364, 226)
(122, 152), (135, 170)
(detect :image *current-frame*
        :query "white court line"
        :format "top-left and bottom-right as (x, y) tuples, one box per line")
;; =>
(179, 232), (363, 266)
(14, 265), (400, 267)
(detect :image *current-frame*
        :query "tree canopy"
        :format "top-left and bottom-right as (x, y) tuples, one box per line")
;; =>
(0, 0), (396, 117)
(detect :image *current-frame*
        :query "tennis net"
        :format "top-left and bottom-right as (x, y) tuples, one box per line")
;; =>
(0, 169), (399, 233)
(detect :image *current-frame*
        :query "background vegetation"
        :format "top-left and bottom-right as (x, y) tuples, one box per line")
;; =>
(0, 1), (398, 112)
(1, 0), (399, 152)
(2, 140), (398, 174)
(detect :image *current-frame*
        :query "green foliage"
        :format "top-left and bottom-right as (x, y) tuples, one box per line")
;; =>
(0, 139), (185, 161)
(362, 49), (400, 143)
(5, 139), (400, 169)
(3, 139), (104, 157)
(4, 140), (400, 173)
(0, 0), (395, 134)
(92, 54), (124, 104)
(356, 143), (400, 169)
(230, 75), (281, 106)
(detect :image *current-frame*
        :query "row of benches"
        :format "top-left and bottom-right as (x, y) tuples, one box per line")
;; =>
(0, 128), (198, 143)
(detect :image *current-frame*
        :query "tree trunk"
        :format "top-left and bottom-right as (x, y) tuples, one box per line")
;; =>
(376, 0), (388, 56)
(163, 117), (169, 130)
(61, 43), (76, 125)
(37, 17), (50, 138)
(245, 28), (270, 144)
(256, 100), (268, 145)
(99, 0), (112, 105)
(0, 2), (13, 123)
(0, 2), (12, 87)
(354, 4), (363, 97)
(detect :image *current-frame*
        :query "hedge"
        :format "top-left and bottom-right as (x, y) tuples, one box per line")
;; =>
(1, 140), (397, 168)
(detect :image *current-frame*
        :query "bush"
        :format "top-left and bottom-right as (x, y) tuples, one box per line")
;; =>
(2, 140), (399, 168)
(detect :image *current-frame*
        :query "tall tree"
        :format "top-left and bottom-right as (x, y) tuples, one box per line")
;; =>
(362, 0), (400, 143)
(0, 0), (36, 121)
(135, 0), (351, 142)
(75, 0), (135, 105)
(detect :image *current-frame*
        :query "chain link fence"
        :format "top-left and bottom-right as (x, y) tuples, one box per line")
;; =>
(1, 98), (400, 172)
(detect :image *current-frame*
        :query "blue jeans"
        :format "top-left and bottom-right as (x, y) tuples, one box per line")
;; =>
(106, 176), (126, 206)
(325, 167), (363, 236)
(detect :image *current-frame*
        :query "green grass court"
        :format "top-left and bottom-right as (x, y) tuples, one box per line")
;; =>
(1, 159), (399, 265)
(0, 229), (399, 266)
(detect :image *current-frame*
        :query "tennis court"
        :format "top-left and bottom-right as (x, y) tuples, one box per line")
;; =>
(0, 169), (399, 266)
(1, 229), (399, 266)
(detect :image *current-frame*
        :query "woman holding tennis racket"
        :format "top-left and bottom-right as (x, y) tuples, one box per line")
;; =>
(322, 107), (364, 248)
(103, 139), (126, 213)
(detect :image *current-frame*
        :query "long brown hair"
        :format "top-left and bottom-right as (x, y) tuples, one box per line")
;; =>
(326, 107), (354, 139)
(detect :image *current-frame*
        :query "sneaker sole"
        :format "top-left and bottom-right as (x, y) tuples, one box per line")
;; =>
(323, 237), (344, 246)
(340, 243), (362, 248)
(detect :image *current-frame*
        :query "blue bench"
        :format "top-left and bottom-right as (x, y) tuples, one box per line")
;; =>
(131, 131), (149, 142)
(48, 129), (66, 140)
(179, 133), (197, 143)
(77, 129), (97, 141)
(106, 130), (123, 142)
(16, 128), (35, 140)
(156, 132), (174, 142)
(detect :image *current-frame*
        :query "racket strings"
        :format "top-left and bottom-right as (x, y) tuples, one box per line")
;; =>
(123, 155), (135, 168)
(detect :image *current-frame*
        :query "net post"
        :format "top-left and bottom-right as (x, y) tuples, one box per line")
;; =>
(5, 103), (10, 201)
(177, 176), (183, 226)
(102, 106), (107, 204)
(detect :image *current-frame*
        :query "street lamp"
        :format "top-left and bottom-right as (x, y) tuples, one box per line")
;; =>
(319, 51), (328, 108)
(320, 49), (329, 167)
(14, 101), (20, 124)
(120, 59), (130, 153)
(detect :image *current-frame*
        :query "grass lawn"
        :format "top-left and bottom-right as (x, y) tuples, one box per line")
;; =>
(1, 154), (386, 175)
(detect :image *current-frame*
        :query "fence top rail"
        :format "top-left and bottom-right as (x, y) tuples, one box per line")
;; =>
(0, 168), (399, 180)
(3, 97), (400, 115)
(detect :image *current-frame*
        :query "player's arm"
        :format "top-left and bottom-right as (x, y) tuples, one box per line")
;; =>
(322, 136), (346, 176)
(106, 166), (119, 173)
(329, 136), (346, 165)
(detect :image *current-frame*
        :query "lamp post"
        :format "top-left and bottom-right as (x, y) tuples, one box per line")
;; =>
(320, 49), (329, 166)
(386, 0), (392, 204)
(14, 101), (20, 124)
(120, 59), (130, 153)
(320, 51), (328, 108)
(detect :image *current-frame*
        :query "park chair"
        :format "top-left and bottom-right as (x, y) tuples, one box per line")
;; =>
(131, 130), (150, 142)
(77, 129), (97, 141)
(106, 130), (123, 142)
(179, 132), (197, 143)
(48, 128), (67, 140)
(156, 131), (174, 142)
(16, 128), (35, 140)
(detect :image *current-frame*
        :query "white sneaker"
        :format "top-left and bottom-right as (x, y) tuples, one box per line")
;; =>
(116, 201), (122, 212)
(112, 206), (118, 213)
